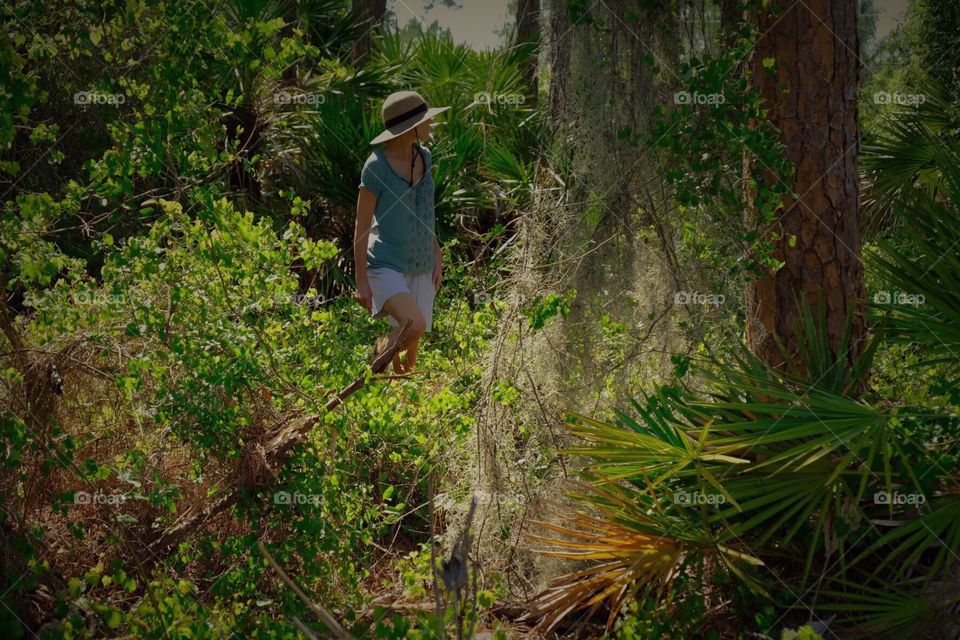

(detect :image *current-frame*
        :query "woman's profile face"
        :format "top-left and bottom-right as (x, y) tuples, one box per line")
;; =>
(415, 119), (432, 140)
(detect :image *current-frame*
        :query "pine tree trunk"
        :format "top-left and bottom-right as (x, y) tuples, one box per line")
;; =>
(352, 0), (386, 63)
(718, 0), (739, 28)
(515, 0), (541, 98)
(547, 0), (570, 126)
(746, 0), (867, 372)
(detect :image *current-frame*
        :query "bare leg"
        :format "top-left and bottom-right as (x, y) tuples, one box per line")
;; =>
(386, 328), (419, 374)
(380, 292), (426, 374)
(376, 325), (404, 373)
(402, 335), (422, 371)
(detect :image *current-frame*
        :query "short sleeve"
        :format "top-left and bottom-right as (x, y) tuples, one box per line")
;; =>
(358, 153), (382, 199)
(420, 146), (432, 173)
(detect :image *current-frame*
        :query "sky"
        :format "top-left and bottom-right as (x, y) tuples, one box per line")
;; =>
(389, 0), (511, 50)
(874, 0), (910, 39)
(389, 0), (912, 51)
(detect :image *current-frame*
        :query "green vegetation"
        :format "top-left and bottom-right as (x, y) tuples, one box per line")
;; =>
(2, 0), (959, 638)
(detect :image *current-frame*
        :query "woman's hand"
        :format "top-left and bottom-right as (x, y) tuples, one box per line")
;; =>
(356, 277), (373, 313)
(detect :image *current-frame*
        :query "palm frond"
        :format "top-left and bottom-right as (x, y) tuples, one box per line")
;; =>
(519, 473), (713, 633)
(818, 575), (960, 639)
(868, 166), (960, 378)
(861, 77), (960, 234)
(851, 494), (960, 586)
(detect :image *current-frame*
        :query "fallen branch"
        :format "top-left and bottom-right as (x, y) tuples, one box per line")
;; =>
(145, 320), (414, 558)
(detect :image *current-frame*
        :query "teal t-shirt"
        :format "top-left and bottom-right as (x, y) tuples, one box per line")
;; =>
(358, 146), (436, 275)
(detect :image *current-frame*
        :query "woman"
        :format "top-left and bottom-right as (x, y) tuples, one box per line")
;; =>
(354, 91), (449, 374)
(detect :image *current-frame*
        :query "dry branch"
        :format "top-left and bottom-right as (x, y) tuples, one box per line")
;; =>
(145, 320), (414, 559)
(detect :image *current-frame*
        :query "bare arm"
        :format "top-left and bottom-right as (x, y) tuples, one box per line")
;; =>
(354, 187), (376, 311)
(355, 187), (377, 281)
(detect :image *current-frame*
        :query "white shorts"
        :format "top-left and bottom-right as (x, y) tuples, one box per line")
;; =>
(367, 267), (436, 332)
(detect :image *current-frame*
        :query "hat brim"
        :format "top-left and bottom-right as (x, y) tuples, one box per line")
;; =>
(369, 106), (450, 145)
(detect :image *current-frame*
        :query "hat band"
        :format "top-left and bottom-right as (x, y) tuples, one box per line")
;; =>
(384, 102), (428, 128)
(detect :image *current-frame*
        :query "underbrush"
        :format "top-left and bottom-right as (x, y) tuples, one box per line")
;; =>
(1, 196), (502, 638)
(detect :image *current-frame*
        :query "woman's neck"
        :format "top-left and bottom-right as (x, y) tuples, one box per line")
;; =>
(383, 135), (419, 159)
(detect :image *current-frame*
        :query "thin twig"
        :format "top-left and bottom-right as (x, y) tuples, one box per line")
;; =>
(258, 541), (353, 640)
(290, 617), (320, 640)
(428, 472), (445, 617)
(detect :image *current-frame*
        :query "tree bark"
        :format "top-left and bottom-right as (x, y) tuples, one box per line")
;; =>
(718, 0), (739, 31)
(547, 0), (571, 127)
(746, 0), (867, 372)
(351, 0), (387, 64)
(515, 0), (541, 99)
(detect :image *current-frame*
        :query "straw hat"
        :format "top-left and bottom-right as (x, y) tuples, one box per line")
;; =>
(369, 90), (450, 145)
